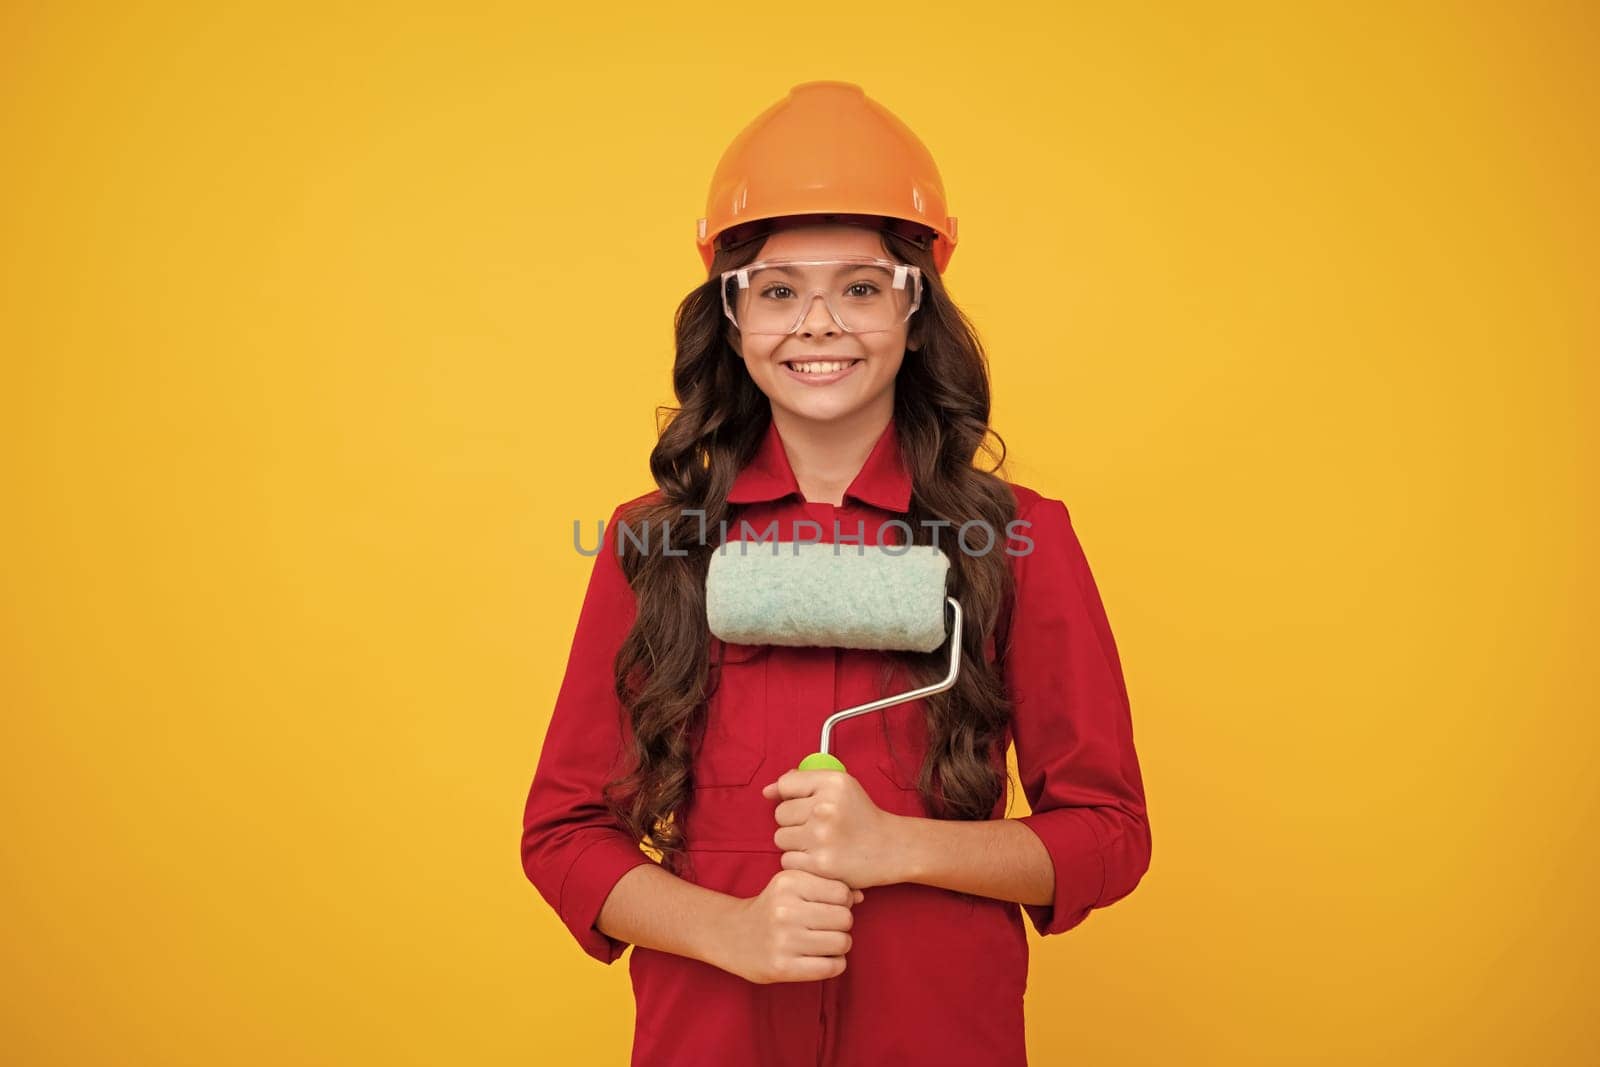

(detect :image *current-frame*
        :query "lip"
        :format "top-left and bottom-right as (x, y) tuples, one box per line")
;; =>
(780, 357), (863, 386)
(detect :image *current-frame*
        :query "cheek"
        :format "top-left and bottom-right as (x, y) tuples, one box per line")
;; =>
(737, 344), (782, 397)
(739, 339), (781, 370)
(869, 345), (907, 378)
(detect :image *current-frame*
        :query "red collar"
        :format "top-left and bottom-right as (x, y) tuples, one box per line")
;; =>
(726, 417), (912, 513)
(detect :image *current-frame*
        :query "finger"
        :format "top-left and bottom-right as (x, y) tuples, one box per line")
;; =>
(773, 825), (807, 852)
(794, 871), (853, 905)
(773, 796), (816, 827)
(785, 954), (848, 983)
(778, 849), (814, 875)
(768, 769), (833, 801)
(796, 928), (852, 957)
(804, 901), (856, 932)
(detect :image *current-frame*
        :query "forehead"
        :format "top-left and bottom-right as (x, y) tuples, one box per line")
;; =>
(755, 224), (889, 261)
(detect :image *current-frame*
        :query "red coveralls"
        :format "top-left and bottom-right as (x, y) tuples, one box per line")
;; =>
(521, 416), (1152, 1065)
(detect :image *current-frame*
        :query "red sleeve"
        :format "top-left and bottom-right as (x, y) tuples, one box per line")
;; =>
(1006, 494), (1152, 936)
(520, 501), (656, 964)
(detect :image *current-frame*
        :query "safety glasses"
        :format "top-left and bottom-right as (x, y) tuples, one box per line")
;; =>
(720, 256), (922, 336)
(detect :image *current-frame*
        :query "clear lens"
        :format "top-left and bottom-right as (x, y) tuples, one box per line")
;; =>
(722, 257), (921, 335)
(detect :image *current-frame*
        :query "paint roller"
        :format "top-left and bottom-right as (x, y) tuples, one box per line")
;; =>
(704, 541), (962, 774)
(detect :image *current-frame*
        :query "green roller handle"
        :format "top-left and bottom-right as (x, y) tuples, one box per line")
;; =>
(798, 752), (847, 773)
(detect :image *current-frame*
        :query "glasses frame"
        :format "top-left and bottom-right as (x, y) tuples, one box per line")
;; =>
(719, 256), (923, 336)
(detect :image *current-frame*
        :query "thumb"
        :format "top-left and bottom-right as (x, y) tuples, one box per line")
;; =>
(853, 889), (864, 903)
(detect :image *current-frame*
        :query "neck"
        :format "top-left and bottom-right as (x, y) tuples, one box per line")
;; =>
(770, 399), (893, 507)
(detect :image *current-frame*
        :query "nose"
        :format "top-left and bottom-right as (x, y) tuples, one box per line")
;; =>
(796, 291), (841, 337)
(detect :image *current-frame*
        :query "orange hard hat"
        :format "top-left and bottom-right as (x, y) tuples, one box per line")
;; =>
(696, 81), (959, 274)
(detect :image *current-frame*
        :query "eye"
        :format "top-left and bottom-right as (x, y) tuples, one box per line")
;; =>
(845, 282), (880, 297)
(760, 284), (795, 299)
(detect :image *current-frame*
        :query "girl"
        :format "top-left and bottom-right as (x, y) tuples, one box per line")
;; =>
(521, 81), (1151, 1066)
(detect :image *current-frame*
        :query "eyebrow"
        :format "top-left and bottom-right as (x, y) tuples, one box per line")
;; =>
(750, 262), (884, 278)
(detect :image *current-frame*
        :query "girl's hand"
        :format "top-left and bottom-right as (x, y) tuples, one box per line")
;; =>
(715, 869), (863, 985)
(762, 769), (904, 889)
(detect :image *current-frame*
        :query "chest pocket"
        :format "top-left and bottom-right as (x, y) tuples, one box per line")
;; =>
(694, 637), (769, 787)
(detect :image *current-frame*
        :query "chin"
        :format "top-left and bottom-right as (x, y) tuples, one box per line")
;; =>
(776, 395), (871, 424)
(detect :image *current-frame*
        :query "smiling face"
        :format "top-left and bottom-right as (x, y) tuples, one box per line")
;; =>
(727, 223), (921, 428)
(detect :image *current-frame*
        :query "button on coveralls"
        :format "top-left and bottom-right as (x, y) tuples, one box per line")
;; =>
(521, 416), (1151, 1066)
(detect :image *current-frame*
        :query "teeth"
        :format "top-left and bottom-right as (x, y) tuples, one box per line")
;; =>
(789, 360), (857, 374)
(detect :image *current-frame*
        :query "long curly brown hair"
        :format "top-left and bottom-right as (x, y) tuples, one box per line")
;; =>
(602, 225), (1020, 875)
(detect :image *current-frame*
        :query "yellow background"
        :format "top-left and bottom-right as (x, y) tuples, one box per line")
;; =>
(3, 2), (1594, 1063)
